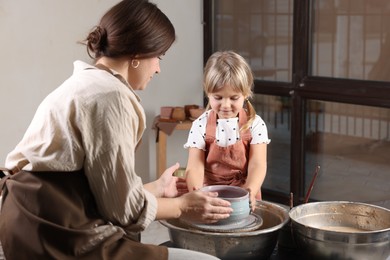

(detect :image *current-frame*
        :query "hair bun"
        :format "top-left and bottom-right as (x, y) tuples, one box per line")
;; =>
(86, 26), (107, 57)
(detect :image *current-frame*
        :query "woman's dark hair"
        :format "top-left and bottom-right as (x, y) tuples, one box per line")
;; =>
(85, 0), (176, 59)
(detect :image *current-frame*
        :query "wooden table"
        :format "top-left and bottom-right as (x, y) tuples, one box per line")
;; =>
(155, 119), (192, 176)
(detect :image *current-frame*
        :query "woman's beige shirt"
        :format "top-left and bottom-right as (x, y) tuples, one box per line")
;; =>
(5, 60), (157, 234)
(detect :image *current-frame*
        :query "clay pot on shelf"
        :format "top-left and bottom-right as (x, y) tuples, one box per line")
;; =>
(184, 104), (199, 118)
(189, 108), (205, 120)
(160, 106), (174, 119)
(171, 107), (186, 121)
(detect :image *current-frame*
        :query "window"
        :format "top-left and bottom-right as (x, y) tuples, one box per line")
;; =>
(312, 0), (390, 81)
(204, 0), (390, 208)
(212, 0), (293, 82)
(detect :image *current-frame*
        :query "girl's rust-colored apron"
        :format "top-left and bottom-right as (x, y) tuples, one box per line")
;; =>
(0, 170), (167, 259)
(204, 109), (252, 187)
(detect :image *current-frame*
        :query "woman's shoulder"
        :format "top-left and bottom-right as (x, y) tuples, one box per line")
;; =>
(73, 60), (94, 71)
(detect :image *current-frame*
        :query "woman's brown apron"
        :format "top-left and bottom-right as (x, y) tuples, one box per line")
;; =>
(0, 170), (167, 259)
(204, 109), (251, 186)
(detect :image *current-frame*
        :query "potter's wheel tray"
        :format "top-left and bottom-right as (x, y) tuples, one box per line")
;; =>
(186, 213), (263, 233)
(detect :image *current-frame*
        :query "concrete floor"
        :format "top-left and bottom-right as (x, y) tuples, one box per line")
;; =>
(141, 220), (171, 246)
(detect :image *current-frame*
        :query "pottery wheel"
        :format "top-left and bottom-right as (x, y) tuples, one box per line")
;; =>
(186, 213), (263, 233)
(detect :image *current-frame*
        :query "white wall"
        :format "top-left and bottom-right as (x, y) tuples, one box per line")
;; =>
(0, 0), (204, 182)
(137, 0), (204, 181)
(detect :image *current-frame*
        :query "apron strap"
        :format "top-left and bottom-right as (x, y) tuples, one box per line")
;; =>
(0, 167), (13, 175)
(0, 167), (13, 191)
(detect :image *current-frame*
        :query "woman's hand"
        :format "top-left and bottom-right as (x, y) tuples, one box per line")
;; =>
(144, 163), (180, 198)
(159, 163), (180, 198)
(178, 190), (233, 224)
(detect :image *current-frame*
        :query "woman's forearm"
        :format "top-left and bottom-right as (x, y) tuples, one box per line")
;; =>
(154, 197), (182, 220)
(144, 180), (163, 197)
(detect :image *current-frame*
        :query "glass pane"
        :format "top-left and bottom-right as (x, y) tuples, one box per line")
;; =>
(213, 0), (293, 82)
(253, 94), (291, 194)
(311, 0), (390, 81)
(305, 100), (390, 209)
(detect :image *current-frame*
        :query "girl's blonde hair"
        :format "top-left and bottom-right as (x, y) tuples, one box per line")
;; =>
(203, 51), (256, 132)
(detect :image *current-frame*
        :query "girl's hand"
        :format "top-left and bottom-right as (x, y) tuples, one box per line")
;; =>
(250, 193), (257, 212)
(176, 177), (189, 196)
(243, 187), (260, 212)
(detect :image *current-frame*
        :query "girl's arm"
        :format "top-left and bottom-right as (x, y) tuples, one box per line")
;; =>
(243, 143), (267, 206)
(185, 147), (205, 191)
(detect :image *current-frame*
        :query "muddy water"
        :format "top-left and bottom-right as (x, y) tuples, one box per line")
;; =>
(320, 226), (369, 232)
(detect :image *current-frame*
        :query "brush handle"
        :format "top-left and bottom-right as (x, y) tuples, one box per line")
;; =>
(304, 165), (320, 203)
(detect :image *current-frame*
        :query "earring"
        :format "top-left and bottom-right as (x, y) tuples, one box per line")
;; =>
(131, 59), (140, 69)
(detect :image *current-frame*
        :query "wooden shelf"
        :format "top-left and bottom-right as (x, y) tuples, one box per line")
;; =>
(155, 119), (192, 176)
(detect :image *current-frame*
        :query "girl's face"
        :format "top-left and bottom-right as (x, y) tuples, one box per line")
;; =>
(128, 56), (161, 90)
(208, 85), (246, 119)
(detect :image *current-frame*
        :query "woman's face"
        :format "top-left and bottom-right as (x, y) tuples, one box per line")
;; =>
(128, 56), (161, 90)
(207, 85), (246, 119)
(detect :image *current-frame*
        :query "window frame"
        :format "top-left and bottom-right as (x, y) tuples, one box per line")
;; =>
(203, 0), (390, 206)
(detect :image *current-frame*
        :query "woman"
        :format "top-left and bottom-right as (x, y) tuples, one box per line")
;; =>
(0, 1), (231, 259)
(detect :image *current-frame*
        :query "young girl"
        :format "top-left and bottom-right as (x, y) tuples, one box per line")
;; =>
(184, 51), (270, 207)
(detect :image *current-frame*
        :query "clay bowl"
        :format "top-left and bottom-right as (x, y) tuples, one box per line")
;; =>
(184, 104), (199, 118)
(289, 201), (390, 259)
(160, 106), (174, 119)
(200, 185), (250, 225)
(171, 107), (186, 121)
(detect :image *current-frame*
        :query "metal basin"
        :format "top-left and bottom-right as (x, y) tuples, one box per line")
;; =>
(160, 200), (289, 260)
(289, 201), (390, 260)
